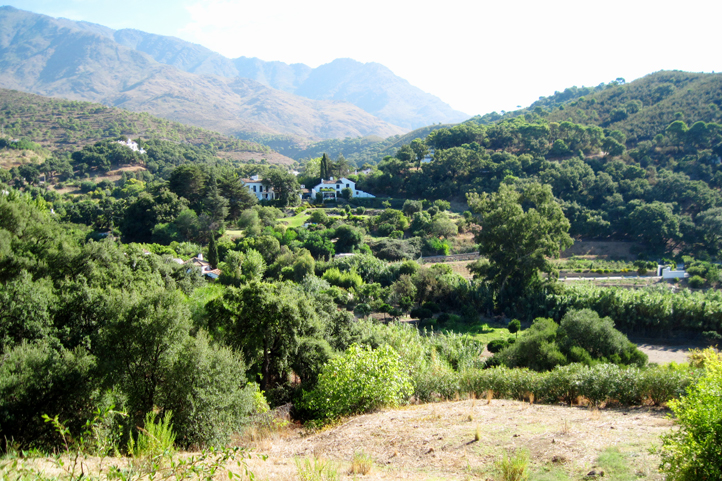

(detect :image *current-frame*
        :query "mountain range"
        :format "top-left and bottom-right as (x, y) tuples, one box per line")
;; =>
(0, 6), (467, 142)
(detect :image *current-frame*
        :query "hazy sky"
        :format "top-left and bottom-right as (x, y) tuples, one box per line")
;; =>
(8, 0), (722, 118)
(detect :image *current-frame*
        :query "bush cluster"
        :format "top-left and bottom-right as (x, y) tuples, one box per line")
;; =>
(413, 363), (696, 407)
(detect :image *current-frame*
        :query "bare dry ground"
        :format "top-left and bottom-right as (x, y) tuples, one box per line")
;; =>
(17, 400), (677, 480)
(237, 400), (672, 480)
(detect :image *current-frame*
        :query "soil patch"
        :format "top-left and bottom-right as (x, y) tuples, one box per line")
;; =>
(241, 399), (671, 480)
(629, 337), (707, 365)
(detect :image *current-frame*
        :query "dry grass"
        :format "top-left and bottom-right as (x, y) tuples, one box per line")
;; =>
(15, 400), (671, 480)
(235, 399), (671, 480)
(348, 451), (373, 475)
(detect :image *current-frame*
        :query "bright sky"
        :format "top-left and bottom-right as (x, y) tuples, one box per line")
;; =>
(8, 0), (722, 118)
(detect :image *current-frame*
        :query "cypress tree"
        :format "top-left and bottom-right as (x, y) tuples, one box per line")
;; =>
(320, 153), (330, 180)
(207, 232), (219, 269)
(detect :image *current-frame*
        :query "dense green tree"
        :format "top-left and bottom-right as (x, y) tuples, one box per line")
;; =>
(206, 281), (320, 392)
(334, 224), (363, 253)
(168, 165), (206, 208)
(467, 183), (573, 307)
(218, 175), (257, 221)
(628, 201), (681, 251)
(264, 169), (300, 207)
(696, 207), (722, 254)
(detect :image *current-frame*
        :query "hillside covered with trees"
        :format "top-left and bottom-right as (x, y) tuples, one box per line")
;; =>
(354, 71), (722, 260)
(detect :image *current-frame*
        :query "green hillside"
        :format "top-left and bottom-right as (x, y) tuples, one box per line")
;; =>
(265, 124), (455, 166)
(0, 88), (273, 155)
(356, 70), (722, 260)
(543, 71), (722, 143)
(467, 71), (722, 145)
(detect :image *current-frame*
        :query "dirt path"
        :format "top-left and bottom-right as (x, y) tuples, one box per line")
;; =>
(631, 339), (707, 365)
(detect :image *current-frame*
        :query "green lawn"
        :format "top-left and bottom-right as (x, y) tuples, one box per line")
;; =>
(224, 229), (244, 238)
(279, 212), (311, 228)
(440, 320), (511, 343)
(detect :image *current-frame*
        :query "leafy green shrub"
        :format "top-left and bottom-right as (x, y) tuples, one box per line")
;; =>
(508, 319), (521, 337)
(487, 339), (509, 353)
(413, 369), (460, 402)
(640, 365), (694, 406)
(302, 344), (413, 419)
(160, 332), (256, 448)
(322, 267), (363, 290)
(558, 309), (647, 367)
(437, 313), (451, 325)
(0, 340), (95, 448)
(688, 275), (705, 288)
(355, 206), (366, 215)
(703, 330), (722, 343)
(660, 353), (722, 480)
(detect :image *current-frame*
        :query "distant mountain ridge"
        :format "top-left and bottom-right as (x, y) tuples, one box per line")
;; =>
(73, 24), (468, 130)
(0, 6), (407, 141)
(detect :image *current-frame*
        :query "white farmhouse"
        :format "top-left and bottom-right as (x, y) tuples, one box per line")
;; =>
(241, 175), (375, 202)
(309, 177), (375, 201)
(242, 174), (276, 201)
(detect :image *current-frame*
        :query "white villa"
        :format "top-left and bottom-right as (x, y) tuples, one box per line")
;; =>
(308, 177), (375, 201)
(241, 175), (374, 202)
(242, 175), (276, 201)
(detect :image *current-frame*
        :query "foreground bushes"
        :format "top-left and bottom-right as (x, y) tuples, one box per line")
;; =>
(413, 363), (697, 407)
(659, 350), (722, 480)
(302, 344), (413, 419)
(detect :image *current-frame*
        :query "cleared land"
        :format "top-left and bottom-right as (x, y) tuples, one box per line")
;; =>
(239, 400), (671, 480)
(20, 400), (673, 480)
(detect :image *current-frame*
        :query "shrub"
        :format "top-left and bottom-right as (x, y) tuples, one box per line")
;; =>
(302, 344), (413, 419)
(495, 449), (529, 481)
(410, 307), (433, 320)
(160, 332), (256, 448)
(0, 340), (95, 448)
(487, 339), (509, 353)
(660, 352), (722, 480)
(688, 275), (705, 288)
(128, 411), (176, 458)
(703, 330), (722, 344)
(422, 301), (441, 313)
(508, 319), (521, 337)
(322, 267), (363, 290)
(355, 206), (366, 215)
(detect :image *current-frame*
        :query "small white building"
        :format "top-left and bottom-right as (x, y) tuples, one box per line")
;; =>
(242, 174), (276, 201)
(116, 138), (146, 154)
(185, 253), (221, 278)
(659, 264), (688, 279)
